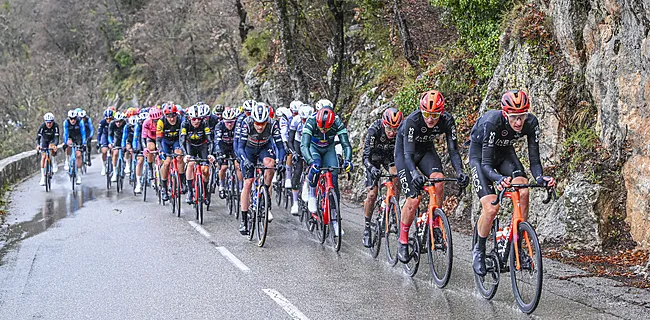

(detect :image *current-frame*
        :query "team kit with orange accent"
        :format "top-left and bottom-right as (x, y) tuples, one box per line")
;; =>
(36, 90), (556, 314)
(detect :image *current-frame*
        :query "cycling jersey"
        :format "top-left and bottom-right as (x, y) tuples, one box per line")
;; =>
(279, 115), (292, 143)
(36, 122), (60, 148)
(363, 119), (396, 169)
(208, 114), (221, 130)
(214, 121), (236, 156)
(108, 121), (125, 147)
(82, 117), (94, 141)
(237, 118), (285, 178)
(300, 115), (352, 165)
(233, 113), (248, 157)
(63, 118), (87, 144)
(156, 117), (182, 141)
(395, 110), (462, 198)
(97, 119), (111, 147)
(180, 119), (212, 155)
(469, 110), (542, 197)
(122, 123), (135, 147)
(141, 118), (157, 141)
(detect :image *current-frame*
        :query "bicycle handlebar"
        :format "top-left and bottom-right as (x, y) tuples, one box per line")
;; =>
(491, 184), (557, 206)
(422, 177), (465, 197)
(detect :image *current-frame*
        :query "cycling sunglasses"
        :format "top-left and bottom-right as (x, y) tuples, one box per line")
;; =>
(190, 116), (204, 121)
(224, 120), (235, 124)
(422, 111), (441, 120)
(165, 113), (178, 118)
(506, 112), (529, 122)
(384, 126), (398, 134)
(254, 121), (267, 126)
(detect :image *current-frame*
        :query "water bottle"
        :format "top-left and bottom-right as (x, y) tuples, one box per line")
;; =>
(496, 227), (507, 255)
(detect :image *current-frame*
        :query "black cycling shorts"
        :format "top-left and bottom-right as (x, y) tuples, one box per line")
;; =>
(291, 158), (304, 190)
(364, 158), (395, 188)
(394, 144), (442, 198)
(468, 143), (526, 198)
(187, 144), (209, 159)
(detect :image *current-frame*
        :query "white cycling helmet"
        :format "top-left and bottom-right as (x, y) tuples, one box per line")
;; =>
(114, 111), (126, 121)
(251, 102), (270, 123)
(139, 111), (149, 121)
(78, 109), (87, 118)
(243, 99), (257, 112)
(199, 104), (211, 117)
(289, 100), (302, 113)
(222, 108), (238, 121)
(298, 104), (314, 119)
(128, 116), (138, 126)
(315, 99), (334, 111)
(277, 107), (292, 119)
(186, 104), (199, 118)
(44, 113), (55, 122)
(67, 109), (78, 119)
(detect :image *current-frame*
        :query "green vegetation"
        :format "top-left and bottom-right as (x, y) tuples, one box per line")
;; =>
(243, 30), (273, 67)
(429, 0), (509, 80)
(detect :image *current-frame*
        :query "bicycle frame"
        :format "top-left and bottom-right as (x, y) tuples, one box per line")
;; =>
(316, 168), (337, 225)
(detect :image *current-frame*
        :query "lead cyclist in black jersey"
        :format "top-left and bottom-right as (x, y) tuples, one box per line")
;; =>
(395, 90), (469, 263)
(469, 90), (555, 276)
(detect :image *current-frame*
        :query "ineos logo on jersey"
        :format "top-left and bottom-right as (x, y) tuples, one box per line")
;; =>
(534, 125), (540, 143)
(451, 126), (457, 140)
(408, 127), (415, 143)
(471, 166), (482, 192)
(488, 131), (495, 145)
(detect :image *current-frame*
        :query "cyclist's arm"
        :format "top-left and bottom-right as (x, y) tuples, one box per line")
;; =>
(121, 125), (129, 147)
(63, 120), (70, 142)
(333, 118), (351, 161)
(87, 119), (94, 138)
(108, 124), (115, 145)
(204, 125), (213, 154)
(403, 119), (419, 174)
(237, 122), (250, 163)
(80, 119), (87, 143)
(287, 129), (297, 153)
(214, 125), (224, 155)
(133, 124), (141, 150)
(362, 125), (377, 169)
(272, 121), (286, 161)
(96, 121), (104, 142)
(444, 115), (464, 175)
(480, 123), (505, 182)
(53, 123), (60, 145)
(155, 120), (164, 150)
(35, 124), (44, 145)
(179, 125), (188, 155)
(300, 120), (315, 164)
(526, 118), (543, 179)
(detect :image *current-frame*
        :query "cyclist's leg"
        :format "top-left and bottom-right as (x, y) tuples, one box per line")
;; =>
(285, 153), (293, 187)
(291, 157), (303, 201)
(417, 149), (444, 208)
(135, 149), (144, 191)
(306, 145), (325, 212)
(260, 145), (276, 188)
(125, 143), (133, 173)
(185, 145), (198, 203)
(387, 161), (399, 202)
(146, 140), (156, 175)
(497, 147), (529, 218)
(240, 146), (259, 212)
(39, 137), (49, 169)
(74, 137), (83, 169)
(160, 139), (172, 190)
(363, 161), (380, 219)
(394, 144), (420, 249)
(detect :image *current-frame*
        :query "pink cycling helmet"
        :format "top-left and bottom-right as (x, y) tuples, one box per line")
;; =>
(149, 108), (163, 120)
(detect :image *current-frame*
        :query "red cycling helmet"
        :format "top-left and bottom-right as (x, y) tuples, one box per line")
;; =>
(501, 90), (530, 114)
(419, 90), (445, 113)
(269, 105), (275, 119)
(163, 103), (178, 115)
(315, 108), (336, 130)
(382, 107), (404, 128)
(149, 108), (163, 120)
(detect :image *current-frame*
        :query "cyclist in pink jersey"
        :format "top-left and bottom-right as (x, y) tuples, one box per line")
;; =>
(143, 108), (162, 179)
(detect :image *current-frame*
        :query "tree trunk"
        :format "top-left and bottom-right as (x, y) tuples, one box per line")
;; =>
(392, 0), (418, 69)
(234, 0), (252, 43)
(327, 0), (345, 106)
(275, 0), (307, 101)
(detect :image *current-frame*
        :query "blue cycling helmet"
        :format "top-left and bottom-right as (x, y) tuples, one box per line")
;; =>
(103, 109), (115, 119)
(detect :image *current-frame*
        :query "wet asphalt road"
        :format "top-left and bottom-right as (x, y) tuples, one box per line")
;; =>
(0, 155), (648, 319)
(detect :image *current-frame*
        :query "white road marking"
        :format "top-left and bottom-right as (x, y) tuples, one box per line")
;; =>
(216, 246), (251, 273)
(188, 221), (213, 240)
(262, 289), (310, 320)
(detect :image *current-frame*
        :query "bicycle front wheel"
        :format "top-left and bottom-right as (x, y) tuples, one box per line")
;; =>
(45, 158), (52, 192)
(174, 173), (182, 217)
(402, 226), (420, 277)
(197, 176), (204, 225)
(327, 189), (342, 252)
(473, 221), (500, 300)
(384, 197), (401, 266)
(428, 208), (453, 288)
(315, 190), (326, 244)
(256, 186), (269, 247)
(369, 200), (382, 258)
(509, 222), (543, 314)
(170, 173), (178, 215)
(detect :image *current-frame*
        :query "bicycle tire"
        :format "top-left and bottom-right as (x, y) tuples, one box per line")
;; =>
(143, 170), (148, 202)
(106, 159), (112, 190)
(174, 172), (182, 217)
(247, 193), (256, 242)
(70, 157), (76, 191)
(197, 176), (204, 225)
(473, 222), (500, 300)
(403, 220), (420, 277)
(45, 157), (52, 192)
(256, 185), (269, 247)
(326, 189), (341, 252)
(384, 197), (401, 266)
(116, 161), (123, 193)
(509, 221), (543, 314)
(428, 208), (453, 288)
(170, 173), (178, 215)
(369, 200), (382, 258)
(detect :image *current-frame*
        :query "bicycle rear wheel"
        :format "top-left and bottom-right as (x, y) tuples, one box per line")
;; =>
(106, 156), (112, 190)
(256, 186), (269, 247)
(473, 222), (500, 300)
(509, 222), (543, 314)
(427, 208), (453, 288)
(247, 194), (256, 242)
(170, 173), (178, 215)
(142, 170), (148, 202)
(384, 197), (401, 266)
(45, 158), (52, 192)
(116, 161), (123, 193)
(197, 176), (204, 225)
(315, 190), (326, 244)
(402, 222), (421, 276)
(369, 200), (382, 258)
(327, 189), (342, 252)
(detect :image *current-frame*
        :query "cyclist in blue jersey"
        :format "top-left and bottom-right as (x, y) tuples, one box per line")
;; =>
(63, 109), (87, 185)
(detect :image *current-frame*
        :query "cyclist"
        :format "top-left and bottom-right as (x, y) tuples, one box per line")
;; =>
(301, 104), (353, 236)
(181, 104), (215, 205)
(142, 107), (162, 181)
(395, 90), (469, 263)
(470, 90), (555, 276)
(108, 112), (127, 182)
(215, 108), (242, 198)
(156, 103), (186, 202)
(122, 108), (139, 176)
(77, 108), (94, 166)
(62, 109), (87, 185)
(36, 113), (60, 185)
(361, 107), (403, 247)
(233, 99), (255, 159)
(132, 109), (149, 194)
(97, 109), (114, 176)
(236, 102), (285, 234)
(288, 103), (313, 215)
(209, 104), (224, 129)
(276, 106), (294, 189)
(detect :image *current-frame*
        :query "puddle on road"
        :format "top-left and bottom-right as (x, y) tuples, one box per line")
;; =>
(0, 185), (99, 262)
